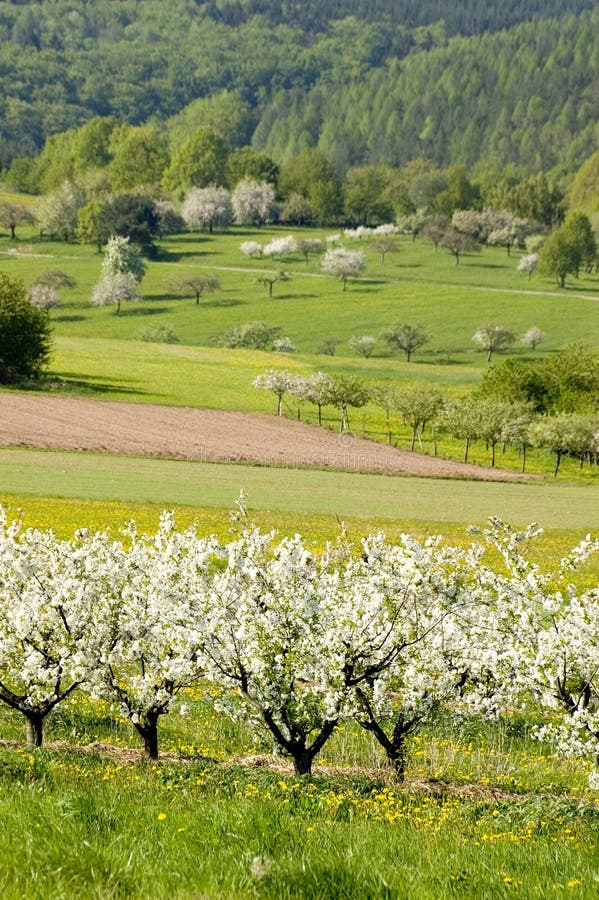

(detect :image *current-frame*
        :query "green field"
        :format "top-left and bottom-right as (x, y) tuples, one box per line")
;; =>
(2, 216), (598, 481)
(1, 226), (598, 363)
(1, 213), (599, 899)
(1, 447), (597, 530)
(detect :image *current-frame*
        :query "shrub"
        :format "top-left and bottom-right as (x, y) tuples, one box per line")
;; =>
(134, 324), (180, 343)
(273, 337), (296, 352)
(221, 321), (281, 350)
(0, 272), (52, 382)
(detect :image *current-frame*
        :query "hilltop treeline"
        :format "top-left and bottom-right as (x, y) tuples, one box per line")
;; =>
(0, 1), (597, 177)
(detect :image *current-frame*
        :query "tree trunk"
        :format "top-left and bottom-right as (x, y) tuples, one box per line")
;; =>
(317, 405), (322, 427)
(386, 741), (408, 780)
(521, 444), (527, 473)
(464, 436), (470, 463)
(195, 293), (200, 305)
(554, 452), (562, 478)
(490, 441), (496, 467)
(135, 719), (159, 759)
(25, 711), (44, 747)
(10, 224), (16, 240)
(292, 750), (314, 776)
(277, 394), (282, 416)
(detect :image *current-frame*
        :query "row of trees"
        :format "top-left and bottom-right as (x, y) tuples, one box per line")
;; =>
(252, 365), (599, 474)
(2, 135), (567, 233)
(1, 508), (598, 782)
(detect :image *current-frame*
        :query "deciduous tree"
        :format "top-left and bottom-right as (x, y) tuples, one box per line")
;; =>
(181, 186), (232, 232)
(173, 275), (219, 306)
(0, 272), (52, 381)
(321, 247), (365, 290)
(380, 322), (429, 362)
(472, 324), (514, 362)
(0, 201), (34, 240)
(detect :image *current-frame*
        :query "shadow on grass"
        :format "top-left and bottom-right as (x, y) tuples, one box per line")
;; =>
(200, 297), (245, 309)
(42, 372), (149, 396)
(49, 378), (148, 396)
(116, 306), (170, 317)
(54, 314), (86, 323)
(160, 248), (219, 262)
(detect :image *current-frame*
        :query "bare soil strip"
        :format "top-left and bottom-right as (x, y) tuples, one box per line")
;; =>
(0, 393), (527, 481)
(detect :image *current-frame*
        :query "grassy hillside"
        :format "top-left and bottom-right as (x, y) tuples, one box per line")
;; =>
(2, 225), (597, 360)
(1, 219), (597, 480)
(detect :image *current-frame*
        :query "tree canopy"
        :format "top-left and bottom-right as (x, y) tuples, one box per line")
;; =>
(1, 1), (598, 182)
(0, 272), (52, 382)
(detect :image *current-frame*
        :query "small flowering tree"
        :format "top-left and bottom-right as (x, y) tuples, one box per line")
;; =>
(332, 533), (481, 776)
(0, 512), (119, 746)
(91, 235), (146, 314)
(253, 369), (293, 415)
(273, 337), (296, 353)
(293, 237), (324, 262)
(87, 514), (217, 759)
(28, 283), (61, 315)
(263, 235), (295, 259)
(327, 374), (370, 432)
(232, 179), (276, 225)
(466, 519), (599, 787)
(182, 186), (232, 232)
(301, 371), (334, 426)
(101, 235), (146, 282)
(240, 241), (262, 258)
(521, 325), (545, 350)
(91, 273), (141, 314)
(472, 324), (515, 362)
(372, 237), (399, 264)
(201, 528), (351, 774)
(517, 253), (539, 280)
(321, 247), (366, 290)
(349, 335), (376, 358)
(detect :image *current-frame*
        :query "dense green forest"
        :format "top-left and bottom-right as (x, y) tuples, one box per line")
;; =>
(0, 1), (597, 177)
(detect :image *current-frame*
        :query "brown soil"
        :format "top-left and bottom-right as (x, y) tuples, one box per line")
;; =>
(0, 392), (528, 481)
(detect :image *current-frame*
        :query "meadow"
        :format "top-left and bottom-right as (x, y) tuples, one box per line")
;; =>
(1, 208), (599, 898)
(1, 212), (598, 479)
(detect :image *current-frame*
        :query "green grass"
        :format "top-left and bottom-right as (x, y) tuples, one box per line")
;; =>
(1, 223), (598, 480)
(1, 214), (598, 897)
(1, 225), (598, 365)
(1, 694), (599, 899)
(1, 448), (597, 530)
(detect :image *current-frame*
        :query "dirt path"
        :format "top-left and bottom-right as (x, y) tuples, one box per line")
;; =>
(0, 392), (528, 481)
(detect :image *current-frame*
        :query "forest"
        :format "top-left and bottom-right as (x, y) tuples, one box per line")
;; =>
(1, 0), (599, 178)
